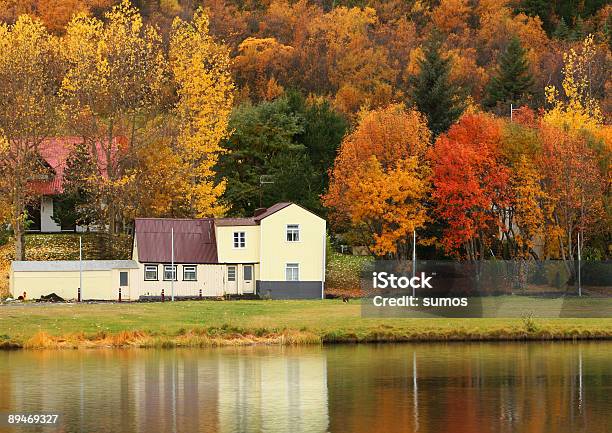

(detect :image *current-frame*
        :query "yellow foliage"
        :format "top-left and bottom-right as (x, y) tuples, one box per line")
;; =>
(170, 8), (234, 217)
(543, 35), (604, 135)
(430, 0), (470, 34)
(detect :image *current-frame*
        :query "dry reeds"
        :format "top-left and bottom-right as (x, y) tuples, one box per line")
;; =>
(5, 322), (612, 351)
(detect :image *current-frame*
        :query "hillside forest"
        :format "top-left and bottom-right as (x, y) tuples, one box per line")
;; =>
(0, 0), (610, 262)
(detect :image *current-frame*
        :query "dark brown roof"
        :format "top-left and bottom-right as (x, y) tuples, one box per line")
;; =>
(135, 218), (218, 264)
(253, 202), (292, 221)
(214, 217), (257, 226)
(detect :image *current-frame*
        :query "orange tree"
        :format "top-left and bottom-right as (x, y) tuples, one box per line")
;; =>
(323, 104), (431, 258)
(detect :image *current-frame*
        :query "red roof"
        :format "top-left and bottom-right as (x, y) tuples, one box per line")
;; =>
(135, 218), (218, 264)
(29, 137), (117, 195)
(214, 217), (257, 226)
(133, 203), (318, 264)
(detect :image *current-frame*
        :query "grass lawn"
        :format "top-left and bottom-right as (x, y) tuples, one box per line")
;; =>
(1, 298), (611, 349)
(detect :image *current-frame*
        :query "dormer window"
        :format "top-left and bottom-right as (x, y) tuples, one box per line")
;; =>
(233, 231), (246, 248)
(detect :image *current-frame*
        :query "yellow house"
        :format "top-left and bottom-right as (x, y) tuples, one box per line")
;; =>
(10, 203), (326, 300)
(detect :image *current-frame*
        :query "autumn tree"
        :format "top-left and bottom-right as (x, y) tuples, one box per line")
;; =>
(0, 15), (62, 260)
(232, 37), (294, 101)
(324, 105), (431, 258)
(122, 134), (190, 219)
(541, 35), (610, 262)
(305, 6), (396, 115)
(543, 34), (604, 135)
(430, 113), (511, 260)
(60, 0), (168, 233)
(500, 117), (548, 259)
(539, 125), (606, 264)
(169, 8), (234, 217)
(485, 36), (535, 109)
(409, 36), (464, 136)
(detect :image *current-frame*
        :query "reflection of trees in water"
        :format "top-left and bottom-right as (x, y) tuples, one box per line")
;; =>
(326, 343), (608, 433)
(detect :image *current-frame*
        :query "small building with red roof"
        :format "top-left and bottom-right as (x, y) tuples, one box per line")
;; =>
(27, 137), (113, 232)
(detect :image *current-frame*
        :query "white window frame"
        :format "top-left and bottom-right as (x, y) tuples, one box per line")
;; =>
(144, 264), (158, 281)
(163, 264), (177, 281)
(286, 224), (300, 242)
(286, 263), (299, 281)
(183, 265), (197, 282)
(227, 265), (237, 282)
(233, 231), (246, 248)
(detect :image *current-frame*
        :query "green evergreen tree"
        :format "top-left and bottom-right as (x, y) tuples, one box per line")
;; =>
(408, 36), (464, 136)
(217, 92), (347, 216)
(52, 142), (99, 230)
(484, 36), (535, 108)
(553, 17), (571, 39)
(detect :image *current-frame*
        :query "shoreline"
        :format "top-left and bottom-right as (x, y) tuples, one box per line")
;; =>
(3, 325), (612, 350)
(2, 299), (611, 350)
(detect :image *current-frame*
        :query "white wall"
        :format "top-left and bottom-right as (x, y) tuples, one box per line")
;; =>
(259, 204), (326, 282)
(10, 269), (115, 300)
(215, 225), (260, 264)
(40, 196), (61, 232)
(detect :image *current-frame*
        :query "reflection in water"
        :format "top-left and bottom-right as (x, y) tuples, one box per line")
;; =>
(326, 343), (611, 433)
(0, 343), (610, 433)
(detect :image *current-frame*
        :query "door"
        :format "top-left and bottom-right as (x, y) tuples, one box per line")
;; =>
(226, 266), (238, 294)
(243, 265), (254, 294)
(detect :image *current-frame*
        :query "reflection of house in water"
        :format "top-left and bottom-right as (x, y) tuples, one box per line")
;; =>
(217, 348), (329, 433)
(130, 348), (328, 433)
(0, 349), (330, 433)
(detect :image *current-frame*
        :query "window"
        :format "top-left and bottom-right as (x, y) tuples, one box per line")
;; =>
(163, 265), (177, 281)
(286, 263), (299, 281)
(119, 271), (128, 286)
(233, 231), (246, 248)
(183, 265), (197, 281)
(286, 224), (300, 242)
(244, 265), (253, 281)
(144, 264), (158, 281)
(227, 266), (237, 282)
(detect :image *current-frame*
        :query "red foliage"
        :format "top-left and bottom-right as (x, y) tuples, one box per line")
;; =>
(430, 113), (511, 256)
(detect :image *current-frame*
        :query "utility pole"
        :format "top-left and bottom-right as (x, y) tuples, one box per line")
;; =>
(412, 229), (416, 298)
(577, 231), (582, 297)
(171, 227), (175, 302)
(79, 236), (83, 301)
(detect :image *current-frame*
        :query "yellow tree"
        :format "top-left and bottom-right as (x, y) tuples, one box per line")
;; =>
(542, 35), (610, 261)
(543, 34), (603, 135)
(169, 9), (234, 217)
(233, 37), (294, 101)
(0, 15), (62, 260)
(500, 116), (548, 259)
(323, 105), (431, 258)
(60, 0), (167, 233)
(307, 6), (396, 115)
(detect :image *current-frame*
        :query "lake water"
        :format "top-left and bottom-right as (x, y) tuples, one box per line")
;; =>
(0, 343), (610, 433)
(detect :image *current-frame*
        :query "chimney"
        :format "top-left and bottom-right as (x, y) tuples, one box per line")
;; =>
(253, 208), (267, 217)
